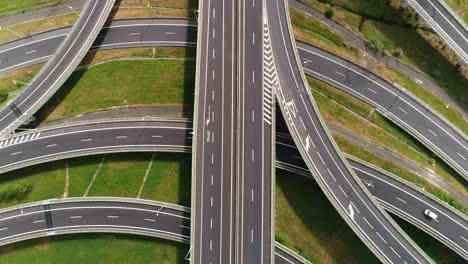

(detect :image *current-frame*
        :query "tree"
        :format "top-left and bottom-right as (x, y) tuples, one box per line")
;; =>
(325, 8), (334, 19)
(0, 89), (8, 102)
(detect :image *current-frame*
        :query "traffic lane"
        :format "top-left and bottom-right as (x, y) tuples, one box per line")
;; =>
(414, 0), (468, 52)
(0, 126), (191, 171)
(297, 43), (468, 176)
(0, 0), (112, 134)
(267, 0), (429, 262)
(276, 133), (468, 257)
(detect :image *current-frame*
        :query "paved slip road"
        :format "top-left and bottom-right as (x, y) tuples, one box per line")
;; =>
(296, 42), (468, 181)
(407, 0), (468, 64)
(0, 0), (115, 138)
(0, 119), (466, 260)
(237, 0), (274, 263)
(1, 18), (465, 181)
(190, 0), (237, 263)
(266, 0), (432, 263)
(0, 198), (309, 264)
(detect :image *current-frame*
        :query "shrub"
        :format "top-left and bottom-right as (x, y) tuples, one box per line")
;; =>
(325, 8), (334, 19)
(0, 89), (8, 101)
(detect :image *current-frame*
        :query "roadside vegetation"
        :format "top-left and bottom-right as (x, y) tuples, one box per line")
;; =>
(0, 0), (68, 17)
(297, 0), (468, 109)
(444, 0), (468, 24)
(0, 234), (189, 264)
(291, 5), (468, 135)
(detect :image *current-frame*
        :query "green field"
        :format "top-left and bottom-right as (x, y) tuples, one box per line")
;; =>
(0, 234), (189, 264)
(0, 0), (68, 17)
(35, 59), (195, 123)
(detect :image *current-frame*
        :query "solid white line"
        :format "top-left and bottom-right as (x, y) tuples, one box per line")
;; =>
(69, 216), (82, 219)
(363, 217), (373, 229)
(46, 144), (57, 148)
(33, 220), (44, 224)
(390, 246), (401, 258)
(396, 197), (407, 204)
(376, 231), (387, 244)
(144, 218), (155, 222)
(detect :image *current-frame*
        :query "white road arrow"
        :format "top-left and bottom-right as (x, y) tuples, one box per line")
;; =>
(348, 203), (355, 220)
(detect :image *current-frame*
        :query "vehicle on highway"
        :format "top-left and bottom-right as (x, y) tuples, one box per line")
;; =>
(424, 209), (438, 220)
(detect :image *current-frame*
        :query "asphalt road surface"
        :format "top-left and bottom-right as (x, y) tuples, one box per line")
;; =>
(266, 0), (432, 262)
(0, 198), (309, 264)
(190, 0), (237, 263)
(0, 119), (466, 260)
(237, 0), (274, 263)
(0, 0), (115, 137)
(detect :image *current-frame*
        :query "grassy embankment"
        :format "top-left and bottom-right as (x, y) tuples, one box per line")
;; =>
(0, 0), (68, 17)
(293, 1), (468, 133)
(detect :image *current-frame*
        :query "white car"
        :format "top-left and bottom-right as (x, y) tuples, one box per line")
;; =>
(424, 209), (438, 220)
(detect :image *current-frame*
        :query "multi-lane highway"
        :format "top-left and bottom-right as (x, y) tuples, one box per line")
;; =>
(237, 0), (274, 263)
(0, 119), (466, 260)
(266, 0), (432, 262)
(407, 0), (468, 64)
(2, 18), (465, 181)
(0, 0), (115, 138)
(0, 198), (310, 264)
(297, 42), (468, 181)
(190, 0), (237, 263)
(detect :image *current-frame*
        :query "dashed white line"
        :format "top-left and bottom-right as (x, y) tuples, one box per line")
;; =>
(461, 235), (468, 243)
(69, 216), (82, 219)
(362, 217), (373, 229)
(326, 168), (336, 181)
(10, 151), (22, 156)
(428, 129), (438, 137)
(252, 32), (255, 45)
(152, 135), (163, 138)
(390, 247), (401, 258)
(316, 151), (326, 165)
(252, 70), (255, 83)
(210, 174), (213, 186)
(457, 152), (466, 160)
(115, 136), (127, 139)
(210, 218), (213, 229)
(0, 227), (7, 231)
(212, 28), (215, 39)
(335, 71), (345, 77)
(396, 197), (407, 204)
(130, 32), (141, 35)
(251, 149), (255, 162)
(33, 220), (44, 224)
(144, 218), (155, 222)
(251, 188), (254, 202)
(212, 69), (215, 80)
(210, 196), (213, 207)
(164, 32), (176, 35)
(107, 215), (119, 219)
(212, 49), (215, 59)
(25, 50), (37, 55)
(251, 229), (254, 243)
(46, 144), (57, 148)
(398, 107), (407, 114)
(367, 87), (378, 94)
(376, 231), (387, 244)
(252, 110), (255, 123)
(211, 153), (214, 164)
(338, 185), (348, 198)
(210, 240), (212, 251)
(80, 139), (92, 142)
(212, 8), (215, 18)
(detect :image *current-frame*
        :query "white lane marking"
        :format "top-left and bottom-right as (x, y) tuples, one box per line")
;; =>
(33, 220), (44, 224)
(180, 225), (190, 229)
(80, 139), (92, 142)
(211, 153), (214, 164)
(338, 185), (348, 198)
(212, 90), (215, 101)
(212, 28), (215, 39)
(390, 246), (401, 258)
(25, 50), (37, 55)
(348, 203), (354, 220)
(210, 218), (213, 229)
(316, 151), (326, 165)
(363, 217), (373, 229)
(10, 151), (22, 156)
(210, 196), (213, 207)
(144, 218), (155, 222)
(251, 229), (254, 243)
(107, 215), (119, 218)
(367, 87), (378, 94)
(164, 32), (176, 35)
(212, 69), (215, 80)
(152, 135), (163, 138)
(209, 240), (212, 251)
(252, 32), (255, 45)
(130, 32), (141, 35)
(350, 201), (361, 214)
(461, 236), (468, 243)
(327, 168), (336, 181)
(212, 49), (215, 59)
(335, 71), (345, 77)
(298, 116), (306, 130)
(428, 129), (438, 137)
(0, 227), (7, 231)
(252, 70), (255, 83)
(211, 132), (214, 143)
(398, 107), (408, 114)
(115, 136), (127, 139)
(46, 144), (57, 148)
(251, 149), (255, 162)
(210, 174), (213, 186)
(251, 188), (254, 202)
(252, 110), (255, 123)
(376, 231), (387, 244)
(396, 197), (407, 204)
(69, 216), (82, 219)
(457, 152), (466, 160)
(212, 8), (215, 18)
